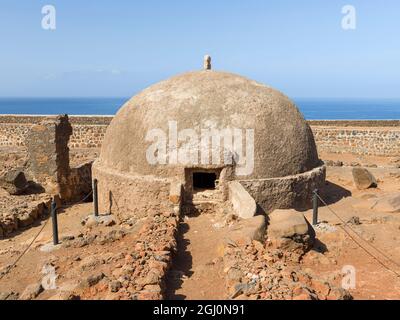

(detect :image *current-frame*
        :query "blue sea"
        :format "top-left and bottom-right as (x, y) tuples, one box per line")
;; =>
(0, 97), (399, 120)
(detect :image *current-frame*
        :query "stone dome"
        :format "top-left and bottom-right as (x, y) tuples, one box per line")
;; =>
(98, 70), (320, 180)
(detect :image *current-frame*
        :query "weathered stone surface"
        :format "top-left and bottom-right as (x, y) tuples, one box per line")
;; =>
(93, 70), (323, 221)
(169, 182), (183, 205)
(92, 165), (171, 222)
(0, 292), (10, 300)
(226, 215), (266, 246)
(203, 55), (212, 70)
(22, 115), (93, 204)
(0, 291), (19, 300)
(110, 280), (122, 293)
(228, 181), (256, 219)
(105, 213), (178, 300)
(372, 193), (400, 213)
(48, 292), (80, 300)
(1, 116), (400, 157)
(267, 209), (314, 252)
(240, 165), (326, 214)
(223, 240), (352, 300)
(136, 271), (160, 286)
(39, 242), (62, 253)
(347, 216), (361, 225)
(311, 122), (400, 157)
(324, 160), (343, 167)
(17, 213), (34, 228)
(26, 115), (72, 198)
(325, 287), (353, 300)
(352, 192), (400, 213)
(80, 272), (105, 288)
(79, 256), (103, 271)
(268, 209), (309, 238)
(0, 195), (51, 238)
(19, 283), (43, 300)
(81, 214), (117, 228)
(0, 169), (27, 195)
(352, 167), (377, 190)
(67, 161), (93, 203)
(97, 71), (321, 180)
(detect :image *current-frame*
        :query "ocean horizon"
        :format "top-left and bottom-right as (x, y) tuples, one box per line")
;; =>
(0, 97), (399, 120)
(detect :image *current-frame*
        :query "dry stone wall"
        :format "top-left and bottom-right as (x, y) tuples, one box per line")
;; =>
(239, 166), (326, 214)
(0, 116), (399, 157)
(0, 115), (111, 150)
(311, 125), (400, 156)
(92, 163), (172, 222)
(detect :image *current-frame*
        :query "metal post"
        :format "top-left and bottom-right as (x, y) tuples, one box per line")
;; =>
(93, 179), (99, 217)
(312, 189), (319, 226)
(51, 199), (59, 245)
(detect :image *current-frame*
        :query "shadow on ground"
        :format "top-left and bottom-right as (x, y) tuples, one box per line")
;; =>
(319, 181), (352, 206)
(165, 221), (193, 300)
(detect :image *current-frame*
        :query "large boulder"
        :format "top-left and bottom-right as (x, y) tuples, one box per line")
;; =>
(267, 209), (314, 252)
(352, 168), (377, 190)
(226, 215), (266, 246)
(0, 169), (28, 195)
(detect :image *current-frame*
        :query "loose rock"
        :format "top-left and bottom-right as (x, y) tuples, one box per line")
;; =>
(352, 167), (377, 190)
(19, 283), (43, 300)
(0, 169), (28, 195)
(225, 215), (266, 246)
(267, 209), (314, 253)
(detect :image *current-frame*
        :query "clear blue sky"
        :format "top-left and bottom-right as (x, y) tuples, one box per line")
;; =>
(0, 0), (399, 98)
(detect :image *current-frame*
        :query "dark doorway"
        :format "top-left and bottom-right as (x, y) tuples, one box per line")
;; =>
(193, 172), (217, 190)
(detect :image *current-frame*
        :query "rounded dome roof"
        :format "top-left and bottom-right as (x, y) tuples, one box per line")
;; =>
(98, 70), (320, 179)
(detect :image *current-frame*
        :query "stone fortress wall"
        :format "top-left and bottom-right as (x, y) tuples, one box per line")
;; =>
(310, 120), (400, 156)
(0, 115), (111, 150)
(0, 115), (399, 156)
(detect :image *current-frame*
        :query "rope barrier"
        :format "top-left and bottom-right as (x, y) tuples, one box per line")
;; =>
(0, 218), (49, 280)
(315, 192), (400, 278)
(59, 189), (93, 209)
(0, 188), (94, 281)
(3, 185), (399, 283)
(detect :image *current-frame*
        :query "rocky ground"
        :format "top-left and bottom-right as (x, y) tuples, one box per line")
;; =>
(0, 148), (53, 237)
(223, 241), (351, 300)
(0, 203), (179, 300)
(0, 148), (98, 238)
(301, 153), (400, 300)
(0, 189), (51, 237)
(0, 149), (399, 300)
(166, 212), (229, 300)
(0, 148), (27, 176)
(69, 149), (99, 168)
(0, 148), (98, 175)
